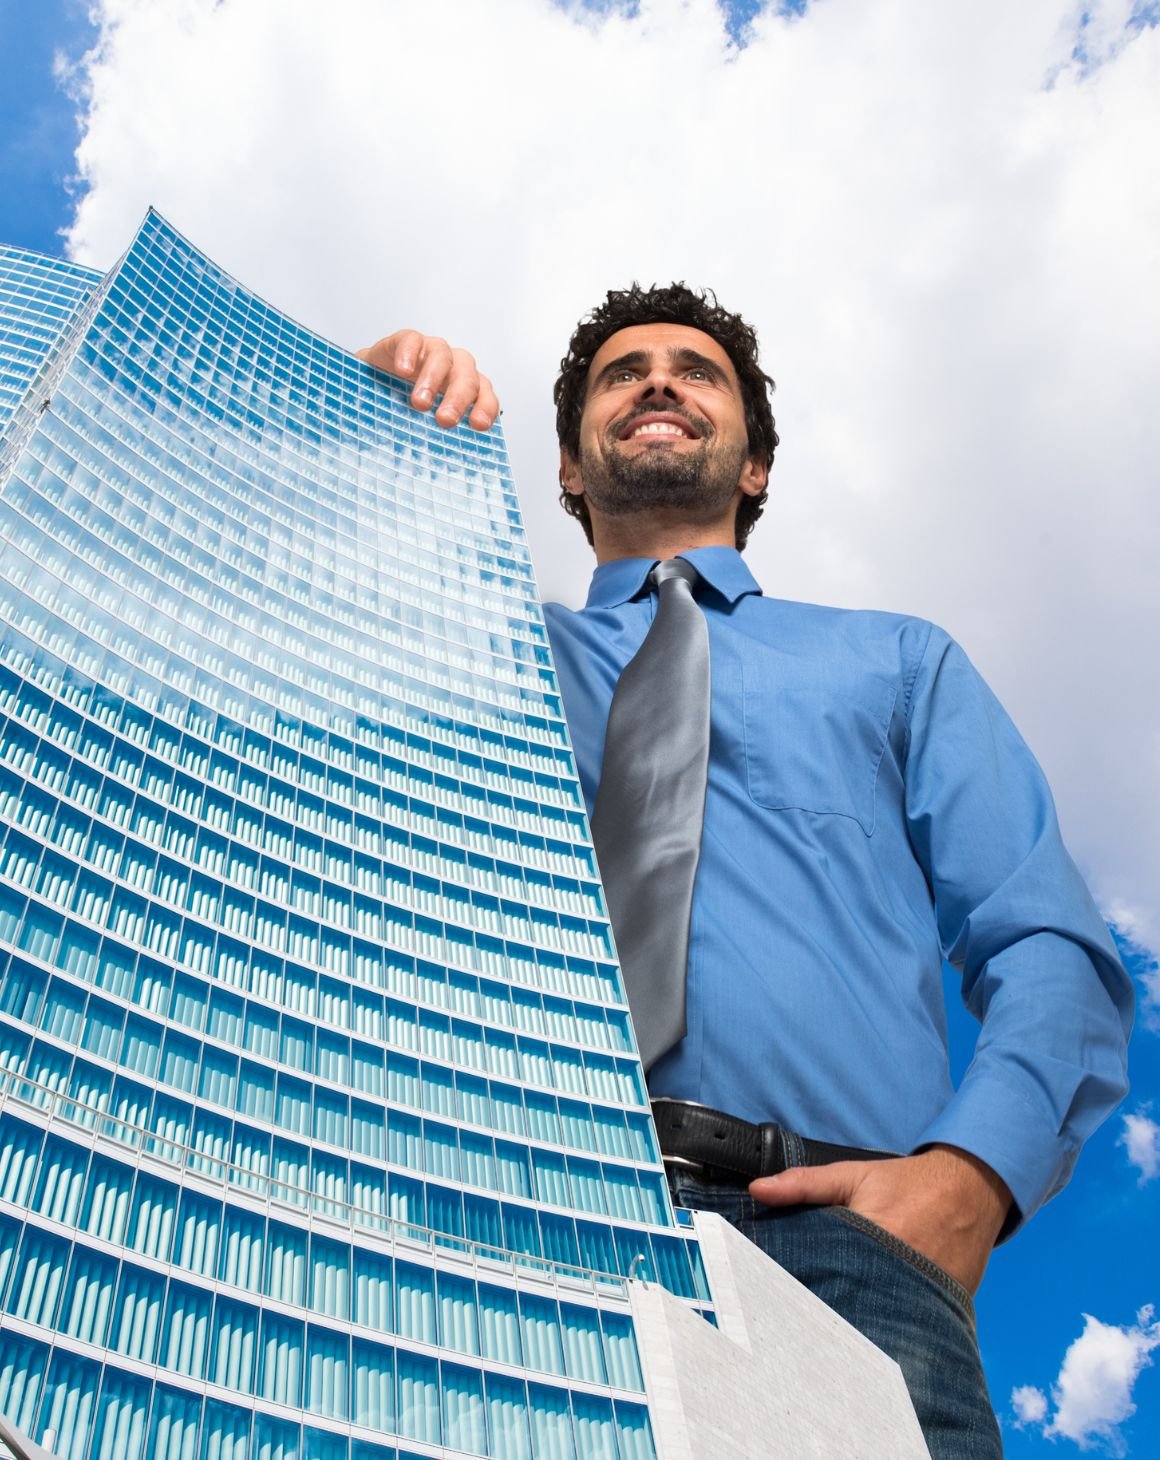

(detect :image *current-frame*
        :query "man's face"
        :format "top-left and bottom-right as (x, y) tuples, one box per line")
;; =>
(560, 323), (766, 525)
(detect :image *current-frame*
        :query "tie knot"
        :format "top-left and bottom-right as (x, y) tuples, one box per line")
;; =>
(650, 558), (701, 593)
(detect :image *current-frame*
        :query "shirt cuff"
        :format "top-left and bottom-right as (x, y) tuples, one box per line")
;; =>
(910, 1066), (1080, 1241)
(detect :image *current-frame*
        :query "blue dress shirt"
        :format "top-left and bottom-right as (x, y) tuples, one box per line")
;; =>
(544, 546), (1132, 1229)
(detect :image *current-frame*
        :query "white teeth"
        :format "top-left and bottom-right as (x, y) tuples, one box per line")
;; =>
(630, 421), (688, 438)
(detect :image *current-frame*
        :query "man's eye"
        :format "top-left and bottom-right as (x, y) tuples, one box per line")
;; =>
(612, 370), (637, 383)
(686, 367), (711, 381)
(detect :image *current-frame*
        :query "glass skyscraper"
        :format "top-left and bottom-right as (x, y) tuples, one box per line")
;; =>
(0, 212), (711, 1460)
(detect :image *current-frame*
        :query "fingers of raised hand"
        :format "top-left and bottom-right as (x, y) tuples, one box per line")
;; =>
(466, 373), (500, 432)
(434, 347), (490, 429)
(357, 333), (499, 432)
(355, 329), (425, 380)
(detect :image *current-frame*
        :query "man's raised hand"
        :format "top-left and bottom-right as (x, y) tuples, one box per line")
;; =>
(357, 330), (499, 432)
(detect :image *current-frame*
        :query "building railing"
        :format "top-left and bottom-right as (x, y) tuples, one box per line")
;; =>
(0, 1064), (639, 1304)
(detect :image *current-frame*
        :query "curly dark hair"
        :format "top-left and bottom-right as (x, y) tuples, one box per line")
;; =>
(553, 282), (778, 550)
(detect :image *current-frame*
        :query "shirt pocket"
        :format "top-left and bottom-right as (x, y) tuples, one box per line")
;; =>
(741, 662), (898, 834)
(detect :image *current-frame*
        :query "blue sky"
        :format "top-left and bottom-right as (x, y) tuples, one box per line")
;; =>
(566, 0), (809, 42)
(2, 0), (1159, 1453)
(0, 0), (96, 255)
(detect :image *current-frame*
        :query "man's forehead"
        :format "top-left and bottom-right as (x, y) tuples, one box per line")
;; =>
(586, 323), (735, 379)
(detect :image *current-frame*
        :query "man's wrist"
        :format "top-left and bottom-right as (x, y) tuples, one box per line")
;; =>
(922, 1143), (1013, 1245)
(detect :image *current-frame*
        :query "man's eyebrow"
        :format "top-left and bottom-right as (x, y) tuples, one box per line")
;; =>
(591, 347), (728, 388)
(591, 350), (650, 388)
(669, 347), (727, 377)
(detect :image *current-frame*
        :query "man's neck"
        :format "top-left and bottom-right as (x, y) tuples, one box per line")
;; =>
(590, 513), (737, 565)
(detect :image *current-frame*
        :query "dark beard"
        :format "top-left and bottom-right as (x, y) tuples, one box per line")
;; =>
(580, 433), (749, 520)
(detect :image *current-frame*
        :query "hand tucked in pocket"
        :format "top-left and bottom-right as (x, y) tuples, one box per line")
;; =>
(750, 1144), (1012, 1295)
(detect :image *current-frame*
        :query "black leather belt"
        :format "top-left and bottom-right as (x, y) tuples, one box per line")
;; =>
(652, 1098), (897, 1183)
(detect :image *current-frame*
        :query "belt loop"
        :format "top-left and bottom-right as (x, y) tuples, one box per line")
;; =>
(759, 1122), (779, 1177)
(785, 1129), (804, 1169)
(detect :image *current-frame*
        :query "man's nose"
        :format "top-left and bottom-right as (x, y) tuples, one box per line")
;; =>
(637, 366), (681, 401)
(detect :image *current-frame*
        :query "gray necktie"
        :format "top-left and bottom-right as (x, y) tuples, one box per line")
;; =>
(591, 558), (711, 1072)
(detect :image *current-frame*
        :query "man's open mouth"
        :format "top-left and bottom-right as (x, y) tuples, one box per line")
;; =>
(618, 413), (700, 442)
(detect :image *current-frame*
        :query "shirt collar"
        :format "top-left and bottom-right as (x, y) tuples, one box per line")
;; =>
(583, 545), (764, 609)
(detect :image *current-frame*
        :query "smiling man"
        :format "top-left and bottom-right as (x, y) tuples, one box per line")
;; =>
(557, 322), (766, 550)
(360, 285), (1132, 1460)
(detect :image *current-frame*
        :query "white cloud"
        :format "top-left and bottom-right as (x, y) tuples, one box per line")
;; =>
(61, 0), (1160, 949)
(1135, 959), (1160, 1034)
(1145, 965), (1160, 1029)
(1119, 1110), (1160, 1183)
(1046, 1309), (1160, 1454)
(1107, 915), (1160, 1029)
(1012, 1383), (1049, 1427)
(1014, 1309), (1160, 1453)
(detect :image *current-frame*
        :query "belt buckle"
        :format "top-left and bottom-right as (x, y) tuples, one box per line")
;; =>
(661, 1151), (709, 1174)
(653, 1097), (717, 1179)
(653, 1099), (715, 1180)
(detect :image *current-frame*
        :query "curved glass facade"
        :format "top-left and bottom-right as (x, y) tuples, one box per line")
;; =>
(0, 246), (100, 439)
(0, 213), (706, 1460)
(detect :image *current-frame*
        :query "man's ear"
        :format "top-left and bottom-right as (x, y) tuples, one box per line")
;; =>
(738, 455), (768, 499)
(559, 448), (584, 498)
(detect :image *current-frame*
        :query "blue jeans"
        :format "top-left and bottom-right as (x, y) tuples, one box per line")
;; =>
(670, 1170), (1003, 1460)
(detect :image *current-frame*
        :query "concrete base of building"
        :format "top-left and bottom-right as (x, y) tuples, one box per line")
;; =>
(629, 1210), (931, 1459)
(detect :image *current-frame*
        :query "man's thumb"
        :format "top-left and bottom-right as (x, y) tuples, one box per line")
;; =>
(749, 1161), (860, 1209)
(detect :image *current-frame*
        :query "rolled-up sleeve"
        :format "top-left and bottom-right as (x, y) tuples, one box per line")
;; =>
(903, 626), (1132, 1232)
